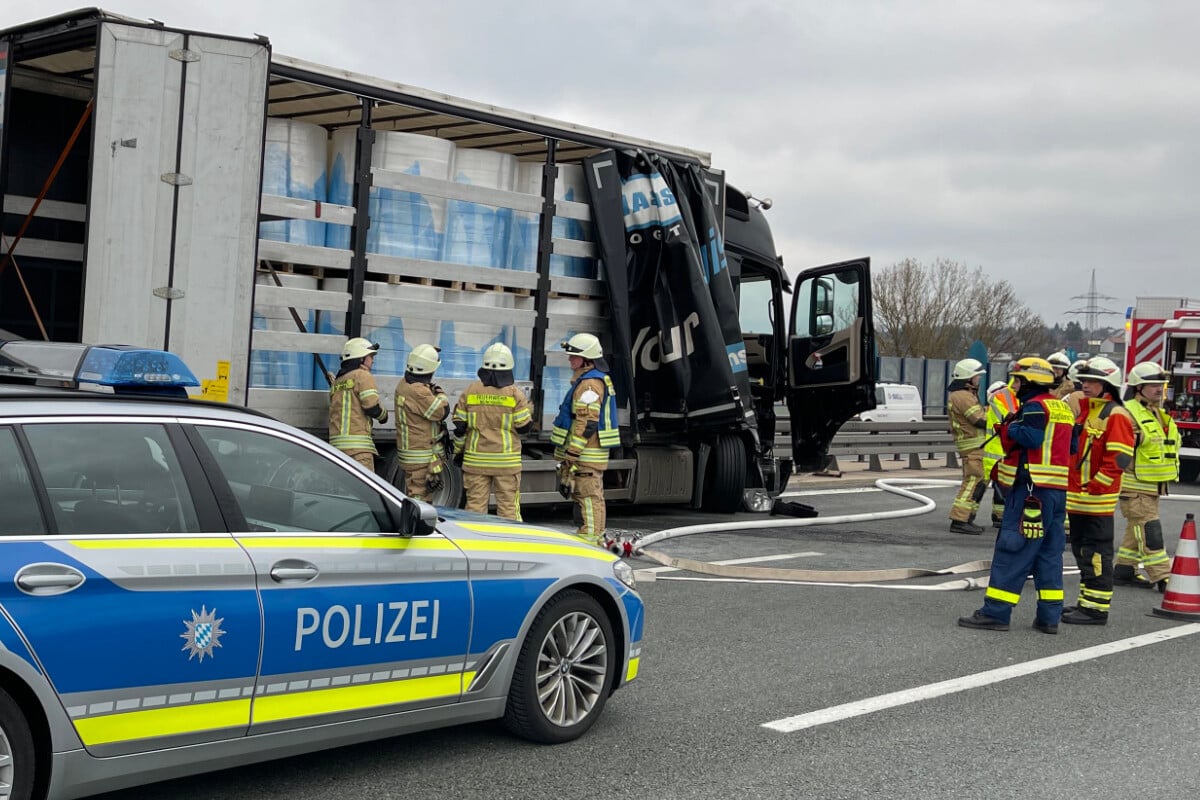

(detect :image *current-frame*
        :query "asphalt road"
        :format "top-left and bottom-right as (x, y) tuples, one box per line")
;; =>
(102, 472), (1200, 800)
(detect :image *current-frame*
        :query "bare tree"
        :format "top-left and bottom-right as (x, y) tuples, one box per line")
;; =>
(874, 258), (1053, 358)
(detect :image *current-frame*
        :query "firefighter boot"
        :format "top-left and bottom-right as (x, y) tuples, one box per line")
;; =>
(950, 520), (984, 535)
(1113, 564), (1153, 588)
(957, 611), (1009, 631)
(1061, 606), (1107, 626)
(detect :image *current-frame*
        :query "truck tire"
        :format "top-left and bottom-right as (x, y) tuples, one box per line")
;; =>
(702, 434), (747, 513)
(1181, 460), (1200, 484)
(0, 687), (35, 800)
(380, 449), (464, 508)
(502, 590), (614, 743)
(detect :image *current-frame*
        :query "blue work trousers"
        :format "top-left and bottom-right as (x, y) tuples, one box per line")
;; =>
(978, 484), (1066, 626)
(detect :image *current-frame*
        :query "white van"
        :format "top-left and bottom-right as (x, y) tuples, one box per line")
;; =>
(859, 382), (924, 422)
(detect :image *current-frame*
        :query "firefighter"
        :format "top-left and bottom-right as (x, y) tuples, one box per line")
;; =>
(329, 337), (388, 472)
(394, 344), (449, 502)
(552, 333), (620, 547)
(982, 377), (1019, 529)
(1115, 362), (1180, 592)
(1063, 356), (1136, 625)
(947, 358), (988, 534)
(1064, 359), (1087, 417)
(452, 342), (533, 521)
(959, 357), (1074, 633)
(1047, 351), (1073, 399)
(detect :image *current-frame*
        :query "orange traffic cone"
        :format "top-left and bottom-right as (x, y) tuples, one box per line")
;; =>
(1152, 513), (1200, 621)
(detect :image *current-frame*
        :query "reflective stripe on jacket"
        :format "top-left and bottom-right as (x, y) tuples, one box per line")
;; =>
(997, 394), (1074, 490)
(453, 381), (533, 474)
(1067, 398), (1135, 515)
(395, 379), (449, 467)
(948, 388), (987, 452)
(1123, 398), (1180, 493)
(551, 368), (619, 468)
(329, 367), (382, 455)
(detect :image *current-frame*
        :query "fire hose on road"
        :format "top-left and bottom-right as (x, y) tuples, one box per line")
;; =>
(633, 479), (1200, 588)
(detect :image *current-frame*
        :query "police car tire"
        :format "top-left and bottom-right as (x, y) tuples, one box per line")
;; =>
(502, 590), (614, 744)
(0, 687), (35, 800)
(702, 434), (746, 513)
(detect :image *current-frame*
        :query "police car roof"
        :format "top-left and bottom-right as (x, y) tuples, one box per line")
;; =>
(0, 384), (274, 423)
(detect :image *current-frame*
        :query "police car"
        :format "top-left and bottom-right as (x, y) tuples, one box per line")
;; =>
(0, 340), (643, 800)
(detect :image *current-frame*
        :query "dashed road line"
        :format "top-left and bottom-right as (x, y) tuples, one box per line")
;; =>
(762, 623), (1200, 733)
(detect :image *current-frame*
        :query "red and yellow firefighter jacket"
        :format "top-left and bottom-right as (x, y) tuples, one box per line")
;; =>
(1067, 397), (1135, 515)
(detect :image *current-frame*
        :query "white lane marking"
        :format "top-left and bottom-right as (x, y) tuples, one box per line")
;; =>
(762, 623), (1200, 733)
(642, 550), (825, 574)
(783, 483), (952, 498)
(652, 575), (986, 590)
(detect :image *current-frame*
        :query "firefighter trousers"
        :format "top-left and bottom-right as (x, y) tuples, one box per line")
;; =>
(463, 470), (522, 522)
(346, 451), (375, 472)
(1068, 512), (1115, 618)
(571, 469), (606, 544)
(403, 464), (430, 502)
(1117, 492), (1172, 583)
(979, 484), (1065, 625)
(950, 449), (986, 522)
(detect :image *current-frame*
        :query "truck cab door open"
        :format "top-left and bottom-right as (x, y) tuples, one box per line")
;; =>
(785, 258), (876, 470)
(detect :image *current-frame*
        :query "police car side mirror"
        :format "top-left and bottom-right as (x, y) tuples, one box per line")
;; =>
(396, 496), (438, 536)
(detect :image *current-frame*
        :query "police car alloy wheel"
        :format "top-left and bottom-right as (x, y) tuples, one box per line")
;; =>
(0, 688), (35, 800)
(503, 591), (614, 743)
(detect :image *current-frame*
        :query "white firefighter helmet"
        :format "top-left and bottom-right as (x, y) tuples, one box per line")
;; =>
(1077, 356), (1122, 389)
(1068, 359), (1088, 383)
(561, 332), (603, 360)
(1046, 351), (1072, 371)
(1126, 361), (1169, 387)
(951, 358), (986, 381)
(481, 342), (514, 370)
(986, 381), (1007, 400)
(406, 343), (441, 375)
(341, 337), (379, 361)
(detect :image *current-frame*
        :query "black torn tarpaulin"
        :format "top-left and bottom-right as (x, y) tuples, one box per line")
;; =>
(584, 149), (754, 436)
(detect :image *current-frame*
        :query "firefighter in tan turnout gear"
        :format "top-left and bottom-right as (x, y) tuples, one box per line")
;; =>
(452, 343), (534, 521)
(552, 333), (620, 546)
(1115, 362), (1180, 592)
(329, 337), (388, 471)
(394, 344), (450, 502)
(947, 358), (989, 534)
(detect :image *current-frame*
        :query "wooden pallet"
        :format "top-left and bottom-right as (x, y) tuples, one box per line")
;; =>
(257, 261), (326, 280)
(464, 281), (532, 296)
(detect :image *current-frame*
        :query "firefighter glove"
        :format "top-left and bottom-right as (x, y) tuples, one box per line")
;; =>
(556, 461), (577, 500)
(1021, 495), (1045, 540)
(426, 462), (444, 492)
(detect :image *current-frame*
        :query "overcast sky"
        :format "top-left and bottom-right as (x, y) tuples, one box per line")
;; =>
(10, 0), (1197, 327)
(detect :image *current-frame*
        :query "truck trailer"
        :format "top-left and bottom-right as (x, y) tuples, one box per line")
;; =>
(0, 9), (877, 511)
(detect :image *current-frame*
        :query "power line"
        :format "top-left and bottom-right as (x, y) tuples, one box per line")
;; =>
(1065, 269), (1121, 332)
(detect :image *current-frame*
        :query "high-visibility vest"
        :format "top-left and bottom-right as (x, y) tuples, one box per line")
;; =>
(996, 395), (1074, 489)
(1123, 398), (1180, 492)
(982, 385), (1019, 478)
(1067, 398), (1135, 515)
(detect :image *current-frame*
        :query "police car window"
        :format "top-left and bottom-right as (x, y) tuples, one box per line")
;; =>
(0, 427), (45, 535)
(195, 426), (390, 534)
(22, 423), (202, 535)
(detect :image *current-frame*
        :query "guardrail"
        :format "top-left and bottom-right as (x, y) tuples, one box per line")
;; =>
(774, 418), (960, 473)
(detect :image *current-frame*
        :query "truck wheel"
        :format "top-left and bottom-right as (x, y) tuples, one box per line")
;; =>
(1181, 460), (1200, 484)
(0, 687), (35, 800)
(503, 590), (614, 744)
(702, 434), (747, 513)
(380, 450), (464, 508)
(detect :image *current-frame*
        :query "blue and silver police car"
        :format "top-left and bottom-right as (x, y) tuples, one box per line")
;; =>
(0, 341), (644, 800)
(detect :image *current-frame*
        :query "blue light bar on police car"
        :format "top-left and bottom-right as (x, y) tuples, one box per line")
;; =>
(0, 339), (199, 391)
(77, 346), (200, 388)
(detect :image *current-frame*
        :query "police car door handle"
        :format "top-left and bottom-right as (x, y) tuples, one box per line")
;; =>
(269, 561), (319, 583)
(15, 565), (85, 595)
